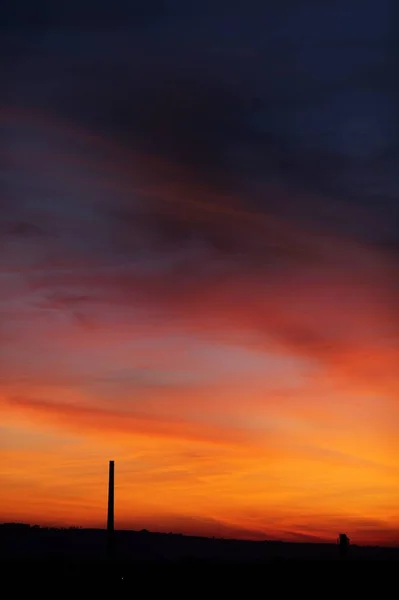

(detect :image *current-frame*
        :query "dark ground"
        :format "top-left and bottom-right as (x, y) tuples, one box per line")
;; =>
(1, 523), (398, 570)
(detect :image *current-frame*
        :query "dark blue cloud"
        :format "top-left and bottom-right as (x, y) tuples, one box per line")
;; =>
(1, 0), (397, 251)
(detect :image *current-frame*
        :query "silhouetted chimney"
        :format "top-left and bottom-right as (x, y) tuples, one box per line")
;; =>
(106, 460), (114, 558)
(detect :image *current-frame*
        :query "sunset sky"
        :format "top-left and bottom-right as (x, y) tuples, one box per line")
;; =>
(1, 1), (398, 546)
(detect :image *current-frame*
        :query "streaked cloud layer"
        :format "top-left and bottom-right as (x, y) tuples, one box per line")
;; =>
(1, 0), (398, 545)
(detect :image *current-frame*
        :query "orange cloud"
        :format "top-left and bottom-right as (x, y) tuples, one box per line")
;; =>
(0, 394), (254, 448)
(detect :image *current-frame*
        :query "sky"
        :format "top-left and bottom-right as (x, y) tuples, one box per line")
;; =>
(1, 1), (398, 546)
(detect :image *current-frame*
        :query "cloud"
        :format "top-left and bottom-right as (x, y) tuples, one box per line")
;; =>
(1, 2), (398, 543)
(1, 109), (398, 403)
(0, 394), (255, 448)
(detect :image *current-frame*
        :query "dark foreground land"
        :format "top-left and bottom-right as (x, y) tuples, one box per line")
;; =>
(1, 523), (398, 582)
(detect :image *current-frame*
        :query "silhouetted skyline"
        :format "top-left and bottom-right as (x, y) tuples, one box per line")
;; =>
(2, 521), (399, 564)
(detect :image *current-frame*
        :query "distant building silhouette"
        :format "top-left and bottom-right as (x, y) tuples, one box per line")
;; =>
(106, 460), (115, 558)
(338, 533), (350, 559)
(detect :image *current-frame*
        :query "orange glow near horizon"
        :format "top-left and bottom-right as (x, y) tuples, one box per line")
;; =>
(1, 110), (399, 547)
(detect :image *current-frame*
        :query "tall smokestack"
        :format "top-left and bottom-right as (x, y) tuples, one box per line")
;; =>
(106, 460), (114, 558)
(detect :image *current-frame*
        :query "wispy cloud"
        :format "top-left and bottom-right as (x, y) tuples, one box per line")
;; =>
(1, 1), (398, 544)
